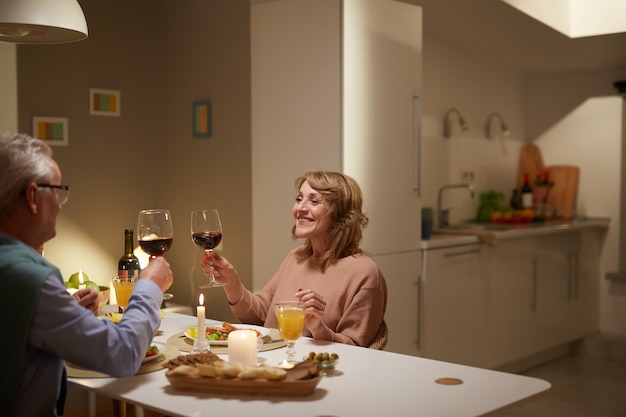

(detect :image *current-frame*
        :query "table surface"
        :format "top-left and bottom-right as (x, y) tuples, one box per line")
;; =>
(69, 311), (550, 417)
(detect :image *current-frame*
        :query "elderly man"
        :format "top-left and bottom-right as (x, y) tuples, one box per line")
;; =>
(0, 132), (173, 417)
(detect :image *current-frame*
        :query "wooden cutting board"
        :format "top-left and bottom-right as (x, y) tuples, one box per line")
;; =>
(545, 165), (579, 219)
(517, 144), (544, 191)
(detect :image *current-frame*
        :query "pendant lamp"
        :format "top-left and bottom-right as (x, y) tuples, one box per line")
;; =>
(0, 0), (88, 44)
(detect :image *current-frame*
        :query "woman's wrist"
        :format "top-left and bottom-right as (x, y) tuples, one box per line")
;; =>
(226, 284), (245, 305)
(311, 322), (334, 342)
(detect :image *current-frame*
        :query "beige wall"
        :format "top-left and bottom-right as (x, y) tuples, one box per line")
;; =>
(17, 0), (251, 321)
(0, 43), (17, 132)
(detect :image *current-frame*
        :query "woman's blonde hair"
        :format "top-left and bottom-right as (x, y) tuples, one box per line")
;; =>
(291, 170), (369, 272)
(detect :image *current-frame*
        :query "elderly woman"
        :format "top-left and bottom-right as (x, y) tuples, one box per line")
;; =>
(201, 170), (387, 347)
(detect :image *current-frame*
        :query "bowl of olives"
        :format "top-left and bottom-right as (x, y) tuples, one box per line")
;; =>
(305, 351), (340, 375)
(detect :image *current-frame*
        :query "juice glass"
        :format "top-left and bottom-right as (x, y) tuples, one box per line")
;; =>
(274, 301), (305, 365)
(112, 276), (135, 311)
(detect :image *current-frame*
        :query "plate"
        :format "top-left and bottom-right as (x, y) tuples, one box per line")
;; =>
(184, 324), (270, 346)
(142, 346), (162, 364)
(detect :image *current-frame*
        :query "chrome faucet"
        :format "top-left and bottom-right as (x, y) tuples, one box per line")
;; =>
(437, 184), (475, 227)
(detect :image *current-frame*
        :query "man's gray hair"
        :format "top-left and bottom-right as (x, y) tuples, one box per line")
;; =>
(0, 132), (54, 220)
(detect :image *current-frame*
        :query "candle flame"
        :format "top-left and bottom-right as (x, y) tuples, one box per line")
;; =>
(199, 293), (204, 306)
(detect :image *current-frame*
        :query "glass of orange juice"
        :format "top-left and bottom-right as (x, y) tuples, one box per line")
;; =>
(274, 301), (305, 365)
(112, 276), (135, 311)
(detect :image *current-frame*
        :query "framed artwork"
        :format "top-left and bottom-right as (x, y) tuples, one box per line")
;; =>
(89, 88), (120, 116)
(32, 117), (68, 146)
(192, 100), (212, 138)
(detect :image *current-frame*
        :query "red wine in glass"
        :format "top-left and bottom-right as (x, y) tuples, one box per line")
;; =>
(137, 209), (174, 260)
(192, 232), (222, 251)
(139, 237), (174, 257)
(191, 209), (223, 288)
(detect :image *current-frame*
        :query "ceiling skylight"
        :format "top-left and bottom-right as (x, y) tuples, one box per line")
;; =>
(503, 0), (626, 38)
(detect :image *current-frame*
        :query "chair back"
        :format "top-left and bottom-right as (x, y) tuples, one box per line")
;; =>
(367, 320), (388, 350)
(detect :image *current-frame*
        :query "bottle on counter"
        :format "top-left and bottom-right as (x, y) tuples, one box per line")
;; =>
(521, 174), (533, 209)
(510, 188), (520, 210)
(118, 229), (140, 281)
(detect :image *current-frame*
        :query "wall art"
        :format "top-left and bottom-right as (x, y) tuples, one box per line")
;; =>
(90, 88), (120, 116)
(32, 116), (68, 146)
(192, 100), (212, 138)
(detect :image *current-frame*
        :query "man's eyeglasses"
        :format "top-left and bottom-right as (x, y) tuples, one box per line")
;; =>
(37, 184), (71, 205)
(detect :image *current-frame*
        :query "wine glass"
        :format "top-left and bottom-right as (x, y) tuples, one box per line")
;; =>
(137, 209), (174, 260)
(191, 209), (223, 288)
(274, 301), (305, 366)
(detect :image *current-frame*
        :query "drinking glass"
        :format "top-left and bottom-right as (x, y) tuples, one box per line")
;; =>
(191, 209), (223, 288)
(274, 301), (305, 365)
(112, 275), (135, 311)
(137, 209), (174, 259)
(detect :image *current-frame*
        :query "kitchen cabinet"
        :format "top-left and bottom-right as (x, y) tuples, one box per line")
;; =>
(484, 237), (538, 369)
(372, 252), (420, 356)
(420, 244), (485, 366)
(537, 229), (600, 345)
(483, 229), (601, 369)
(536, 232), (581, 346)
(422, 222), (605, 370)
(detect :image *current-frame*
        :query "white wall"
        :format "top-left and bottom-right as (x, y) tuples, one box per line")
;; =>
(420, 36), (525, 225)
(0, 43), (17, 132)
(536, 97), (622, 335)
(527, 70), (626, 335)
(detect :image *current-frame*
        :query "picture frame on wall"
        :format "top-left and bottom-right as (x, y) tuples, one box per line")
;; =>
(192, 100), (212, 138)
(89, 88), (121, 116)
(32, 116), (68, 146)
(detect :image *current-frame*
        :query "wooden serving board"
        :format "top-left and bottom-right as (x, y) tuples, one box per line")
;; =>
(166, 374), (322, 397)
(517, 144), (544, 191)
(545, 165), (580, 219)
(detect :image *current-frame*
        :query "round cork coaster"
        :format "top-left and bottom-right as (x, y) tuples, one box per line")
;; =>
(435, 377), (464, 385)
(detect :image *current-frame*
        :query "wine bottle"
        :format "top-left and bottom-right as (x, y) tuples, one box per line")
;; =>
(521, 174), (533, 209)
(510, 188), (520, 210)
(118, 229), (140, 281)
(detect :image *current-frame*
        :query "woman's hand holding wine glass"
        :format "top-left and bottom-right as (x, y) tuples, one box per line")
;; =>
(137, 209), (174, 260)
(191, 209), (224, 288)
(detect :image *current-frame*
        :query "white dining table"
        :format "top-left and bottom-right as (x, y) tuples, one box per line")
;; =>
(69, 311), (550, 417)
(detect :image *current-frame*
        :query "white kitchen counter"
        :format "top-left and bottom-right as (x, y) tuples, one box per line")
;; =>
(422, 217), (609, 250)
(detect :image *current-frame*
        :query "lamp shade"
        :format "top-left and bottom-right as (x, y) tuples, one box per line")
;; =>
(0, 0), (88, 44)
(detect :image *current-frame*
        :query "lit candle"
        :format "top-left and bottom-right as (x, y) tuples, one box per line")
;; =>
(197, 293), (206, 342)
(78, 270), (86, 290)
(228, 330), (257, 366)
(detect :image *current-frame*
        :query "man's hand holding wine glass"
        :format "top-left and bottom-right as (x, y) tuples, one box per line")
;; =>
(139, 256), (173, 292)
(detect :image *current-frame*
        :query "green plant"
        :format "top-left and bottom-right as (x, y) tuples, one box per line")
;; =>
(476, 190), (505, 223)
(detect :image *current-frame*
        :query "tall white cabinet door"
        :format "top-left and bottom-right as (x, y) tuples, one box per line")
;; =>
(372, 251), (420, 355)
(343, 0), (423, 255)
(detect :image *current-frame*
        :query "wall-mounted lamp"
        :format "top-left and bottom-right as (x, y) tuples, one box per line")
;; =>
(0, 0), (88, 44)
(443, 108), (469, 138)
(485, 112), (510, 139)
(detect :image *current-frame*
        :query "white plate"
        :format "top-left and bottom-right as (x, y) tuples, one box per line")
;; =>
(184, 324), (270, 346)
(142, 346), (161, 364)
